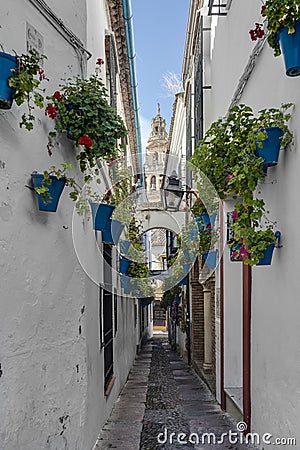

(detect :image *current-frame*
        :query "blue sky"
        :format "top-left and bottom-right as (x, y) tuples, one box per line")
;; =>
(131, 0), (190, 151)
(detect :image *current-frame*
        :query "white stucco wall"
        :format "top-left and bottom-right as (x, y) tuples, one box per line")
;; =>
(204, 0), (300, 445)
(223, 200), (243, 390)
(0, 2), (139, 449)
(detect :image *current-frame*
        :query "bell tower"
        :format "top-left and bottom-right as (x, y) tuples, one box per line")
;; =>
(144, 104), (168, 196)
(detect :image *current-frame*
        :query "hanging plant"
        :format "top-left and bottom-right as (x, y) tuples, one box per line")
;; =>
(249, 1), (300, 76)
(191, 104), (293, 265)
(249, 0), (300, 57)
(6, 48), (47, 129)
(45, 59), (127, 171)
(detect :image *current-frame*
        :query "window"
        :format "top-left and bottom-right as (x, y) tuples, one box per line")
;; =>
(102, 244), (114, 392)
(105, 34), (117, 110)
(208, 0), (231, 16)
(99, 287), (104, 349)
(114, 290), (118, 336)
(150, 175), (156, 190)
(194, 23), (203, 145)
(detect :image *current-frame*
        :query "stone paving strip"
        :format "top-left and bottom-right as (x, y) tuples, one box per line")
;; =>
(95, 336), (256, 450)
(94, 343), (152, 450)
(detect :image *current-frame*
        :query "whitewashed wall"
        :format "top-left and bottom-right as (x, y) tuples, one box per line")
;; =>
(205, 0), (300, 445)
(0, 1), (139, 449)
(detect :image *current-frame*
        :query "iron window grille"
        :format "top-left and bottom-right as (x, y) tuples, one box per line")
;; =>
(208, 0), (229, 16)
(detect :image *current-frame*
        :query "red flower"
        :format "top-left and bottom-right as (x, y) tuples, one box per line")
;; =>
(96, 58), (104, 65)
(38, 68), (44, 81)
(53, 91), (61, 100)
(104, 189), (112, 202)
(78, 135), (93, 148)
(45, 104), (58, 119)
(249, 23), (264, 41)
(261, 5), (266, 15)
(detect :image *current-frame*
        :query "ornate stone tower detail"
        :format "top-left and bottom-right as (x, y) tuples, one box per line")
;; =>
(144, 104), (168, 202)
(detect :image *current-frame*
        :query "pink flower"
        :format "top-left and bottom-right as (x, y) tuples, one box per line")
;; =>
(232, 210), (238, 221)
(78, 135), (93, 148)
(232, 251), (239, 260)
(240, 244), (249, 260)
(226, 174), (233, 184)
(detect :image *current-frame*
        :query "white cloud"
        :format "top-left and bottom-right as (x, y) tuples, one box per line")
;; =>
(161, 71), (182, 97)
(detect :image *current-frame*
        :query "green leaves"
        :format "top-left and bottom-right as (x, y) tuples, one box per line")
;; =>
(262, 0), (300, 56)
(8, 49), (47, 129)
(46, 71), (127, 173)
(191, 104), (292, 265)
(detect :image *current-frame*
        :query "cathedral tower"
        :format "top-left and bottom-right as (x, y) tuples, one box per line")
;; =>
(144, 104), (168, 197)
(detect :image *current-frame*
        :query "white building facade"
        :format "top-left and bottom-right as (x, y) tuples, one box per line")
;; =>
(167, 0), (300, 447)
(0, 1), (149, 449)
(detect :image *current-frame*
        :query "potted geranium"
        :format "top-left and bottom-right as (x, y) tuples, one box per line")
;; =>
(31, 163), (78, 212)
(0, 48), (47, 128)
(191, 104), (293, 266)
(45, 58), (127, 171)
(254, 103), (293, 166)
(122, 219), (154, 297)
(249, 0), (300, 76)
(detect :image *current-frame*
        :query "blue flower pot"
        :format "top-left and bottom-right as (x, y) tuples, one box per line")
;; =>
(31, 173), (66, 212)
(195, 213), (216, 231)
(183, 263), (190, 275)
(256, 242), (275, 266)
(202, 250), (218, 269)
(121, 276), (132, 294)
(183, 249), (190, 259)
(0, 52), (17, 109)
(119, 239), (131, 256)
(175, 295), (180, 304)
(278, 20), (300, 77)
(178, 276), (187, 286)
(200, 213), (210, 227)
(102, 218), (125, 245)
(255, 127), (284, 167)
(119, 256), (131, 274)
(183, 248), (197, 262)
(90, 203), (115, 231)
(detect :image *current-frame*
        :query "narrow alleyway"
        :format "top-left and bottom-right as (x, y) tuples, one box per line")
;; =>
(95, 334), (256, 450)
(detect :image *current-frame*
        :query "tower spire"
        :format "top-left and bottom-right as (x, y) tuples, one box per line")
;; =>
(157, 103), (160, 116)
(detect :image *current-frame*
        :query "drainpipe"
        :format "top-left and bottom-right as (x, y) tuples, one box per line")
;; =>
(122, 0), (144, 187)
(220, 200), (226, 410)
(243, 263), (252, 431)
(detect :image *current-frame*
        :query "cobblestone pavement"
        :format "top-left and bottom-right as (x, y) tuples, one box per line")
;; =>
(95, 334), (256, 450)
